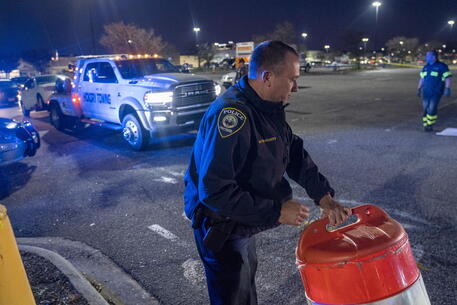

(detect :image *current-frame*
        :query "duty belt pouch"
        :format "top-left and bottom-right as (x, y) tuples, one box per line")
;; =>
(204, 220), (236, 253)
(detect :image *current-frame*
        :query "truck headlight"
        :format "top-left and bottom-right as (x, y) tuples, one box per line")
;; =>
(143, 91), (173, 105)
(214, 83), (222, 96)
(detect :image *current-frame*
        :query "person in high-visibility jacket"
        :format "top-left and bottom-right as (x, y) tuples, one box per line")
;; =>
(417, 50), (452, 131)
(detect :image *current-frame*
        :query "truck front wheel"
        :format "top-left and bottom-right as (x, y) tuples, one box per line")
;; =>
(122, 114), (149, 150)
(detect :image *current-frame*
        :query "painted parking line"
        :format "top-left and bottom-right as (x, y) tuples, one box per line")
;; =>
(148, 224), (180, 242)
(147, 224), (190, 248)
(148, 224), (204, 286)
(152, 176), (178, 184)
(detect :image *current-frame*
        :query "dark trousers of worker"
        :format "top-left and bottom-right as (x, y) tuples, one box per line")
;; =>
(194, 219), (258, 305)
(422, 95), (441, 127)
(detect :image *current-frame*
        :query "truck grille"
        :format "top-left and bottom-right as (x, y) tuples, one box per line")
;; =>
(173, 82), (216, 107)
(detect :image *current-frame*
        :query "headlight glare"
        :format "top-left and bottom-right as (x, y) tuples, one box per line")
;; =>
(143, 91), (173, 104)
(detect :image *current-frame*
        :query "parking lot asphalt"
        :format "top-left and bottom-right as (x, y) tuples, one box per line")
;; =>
(1, 67), (456, 305)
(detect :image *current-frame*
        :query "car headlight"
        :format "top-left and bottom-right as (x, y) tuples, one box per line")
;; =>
(6, 122), (18, 129)
(143, 91), (173, 105)
(214, 83), (222, 96)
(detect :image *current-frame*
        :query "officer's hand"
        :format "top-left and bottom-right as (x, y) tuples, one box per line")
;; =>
(319, 194), (352, 226)
(445, 87), (451, 97)
(416, 88), (422, 97)
(279, 200), (310, 226)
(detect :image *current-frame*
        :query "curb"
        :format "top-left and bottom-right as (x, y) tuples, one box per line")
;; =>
(19, 245), (109, 305)
(18, 237), (159, 305)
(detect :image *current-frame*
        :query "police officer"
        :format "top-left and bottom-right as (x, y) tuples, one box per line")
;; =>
(417, 50), (452, 131)
(184, 41), (351, 305)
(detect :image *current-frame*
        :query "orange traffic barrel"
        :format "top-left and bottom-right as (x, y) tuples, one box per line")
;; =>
(296, 204), (431, 305)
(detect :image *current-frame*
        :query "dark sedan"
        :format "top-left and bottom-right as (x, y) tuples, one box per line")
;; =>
(0, 118), (40, 165)
(0, 80), (19, 106)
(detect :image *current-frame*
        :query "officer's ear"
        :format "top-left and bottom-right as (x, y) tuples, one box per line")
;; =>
(261, 71), (273, 83)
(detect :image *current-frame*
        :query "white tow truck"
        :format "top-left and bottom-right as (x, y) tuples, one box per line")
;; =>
(48, 55), (221, 150)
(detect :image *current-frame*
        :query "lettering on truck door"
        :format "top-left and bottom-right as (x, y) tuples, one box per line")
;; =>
(92, 61), (118, 123)
(81, 62), (100, 118)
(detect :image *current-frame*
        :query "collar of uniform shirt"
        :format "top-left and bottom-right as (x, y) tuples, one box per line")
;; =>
(237, 75), (287, 113)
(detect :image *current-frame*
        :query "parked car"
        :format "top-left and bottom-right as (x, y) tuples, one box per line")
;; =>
(20, 74), (67, 116)
(10, 76), (30, 89)
(221, 71), (236, 89)
(0, 80), (19, 106)
(0, 118), (40, 165)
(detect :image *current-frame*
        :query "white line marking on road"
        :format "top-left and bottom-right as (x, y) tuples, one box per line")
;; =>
(153, 176), (178, 184)
(148, 224), (190, 247)
(169, 170), (185, 177)
(400, 223), (420, 231)
(327, 139), (338, 144)
(388, 209), (431, 226)
(182, 259), (205, 286)
(182, 212), (191, 222)
(148, 225), (179, 242)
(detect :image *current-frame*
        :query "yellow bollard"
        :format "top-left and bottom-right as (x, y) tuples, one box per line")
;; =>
(0, 205), (36, 305)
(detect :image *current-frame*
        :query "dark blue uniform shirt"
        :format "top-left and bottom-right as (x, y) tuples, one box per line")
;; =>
(420, 61), (452, 98)
(184, 76), (334, 229)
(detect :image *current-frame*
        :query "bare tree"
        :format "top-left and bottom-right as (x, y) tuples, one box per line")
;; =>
(100, 22), (167, 54)
(386, 36), (419, 62)
(197, 43), (216, 68)
(252, 21), (297, 45)
(0, 54), (19, 78)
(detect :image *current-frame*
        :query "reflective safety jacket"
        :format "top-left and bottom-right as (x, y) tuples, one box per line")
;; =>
(184, 76), (334, 229)
(420, 61), (452, 98)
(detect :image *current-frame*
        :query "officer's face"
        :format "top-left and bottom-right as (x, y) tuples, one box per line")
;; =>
(268, 52), (300, 102)
(425, 52), (436, 65)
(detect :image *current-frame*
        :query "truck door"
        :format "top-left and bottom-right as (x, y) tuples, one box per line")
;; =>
(92, 61), (118, 123)
(80, 62), (100, 118)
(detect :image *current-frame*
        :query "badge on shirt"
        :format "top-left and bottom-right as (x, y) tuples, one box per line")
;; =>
(217, 107), (247, 138)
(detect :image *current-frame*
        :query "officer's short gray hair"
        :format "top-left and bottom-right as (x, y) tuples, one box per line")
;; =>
(248, 41), (298, 79)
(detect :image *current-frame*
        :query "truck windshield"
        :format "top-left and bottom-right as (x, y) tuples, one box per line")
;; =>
(115, 58), (179, 79)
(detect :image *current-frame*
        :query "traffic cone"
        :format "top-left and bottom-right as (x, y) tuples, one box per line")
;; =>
(0, 205), (36, 305)
(296, 204), (431, 305)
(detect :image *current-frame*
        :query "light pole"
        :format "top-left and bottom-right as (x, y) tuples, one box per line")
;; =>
(193, 27), (201, 67)
(127, 39), (133, 53)
(362, 38), (369, 62)
(372, 1), (382, 51)
(301, 32), (308, 39)
(399, 40), (404, 63)
(448, 20), (455, 42)
(448, 20), (455, 31)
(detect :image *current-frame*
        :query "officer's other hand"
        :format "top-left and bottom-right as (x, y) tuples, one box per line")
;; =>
(445, 87), (451, 97)
(279, 200), (310, 226)
(319, 194), (352, 226)
(416, 88), (422, 97)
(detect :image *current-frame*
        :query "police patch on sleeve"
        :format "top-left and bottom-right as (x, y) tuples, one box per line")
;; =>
(217, 107), (247, 138)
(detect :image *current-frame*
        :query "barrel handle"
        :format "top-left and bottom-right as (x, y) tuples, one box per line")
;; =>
(305, 204), (390, 238)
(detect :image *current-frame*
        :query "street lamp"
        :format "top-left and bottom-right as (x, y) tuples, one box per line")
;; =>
(362, 38), (369, 59)
(193, 27), (201, 67)
(127, 39), (134, 53)
(324, 45), (330, 52)
(193, 27), (201, 41)
(372, 1), (381, 50)
(372, 1), (382, 21)
(301, 33), (308, 39)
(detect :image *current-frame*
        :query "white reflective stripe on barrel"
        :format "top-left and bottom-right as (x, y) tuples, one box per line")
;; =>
(307, 274), (431, 305)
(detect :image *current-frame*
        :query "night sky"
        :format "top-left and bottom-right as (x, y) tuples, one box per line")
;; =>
(1, 0), (456, 55)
